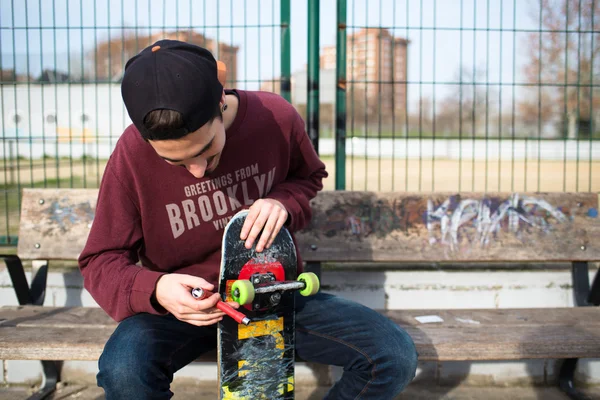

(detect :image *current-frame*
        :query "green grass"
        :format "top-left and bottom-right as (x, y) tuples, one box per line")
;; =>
(319, 128), (600, 140)
(0, 175), (95, 191)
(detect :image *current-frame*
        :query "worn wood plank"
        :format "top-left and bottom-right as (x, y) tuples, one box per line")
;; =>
(0, 306), (215, 361)
(384, 308), (600, 361)
(16, 189), (600, 263)
(0, 326), (114, 360)
(17, 188), (98, 260)
(0, 305), (115, 328)
(0, 326), (218, 361)
(386, 307), (600, 327)
(1, 306), (599, 361)
(297, 191), (600, 262)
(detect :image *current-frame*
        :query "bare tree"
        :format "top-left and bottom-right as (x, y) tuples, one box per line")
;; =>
(436, 67), (497, 137)
(519, 0), (600, 138)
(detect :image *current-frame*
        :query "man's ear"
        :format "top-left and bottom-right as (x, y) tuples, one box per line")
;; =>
(217, 61), (227, 86)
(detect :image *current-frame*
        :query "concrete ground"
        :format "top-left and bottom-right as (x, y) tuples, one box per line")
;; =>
(2, 382), (600, 400)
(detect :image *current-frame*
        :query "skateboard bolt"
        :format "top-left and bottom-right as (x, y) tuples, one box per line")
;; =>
(253, 278), (261, 284)
(254, 304), (261, 310)
(191, 288), (204, 299)
(270, 292), (282, 305)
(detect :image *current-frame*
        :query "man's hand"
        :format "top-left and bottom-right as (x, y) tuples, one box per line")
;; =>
(154, 273), (239, 326)
(240, 198), (288, 252)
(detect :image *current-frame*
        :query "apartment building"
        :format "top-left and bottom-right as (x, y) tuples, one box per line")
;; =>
(262, 28), (409, 131)
(322, 28), (409, 122)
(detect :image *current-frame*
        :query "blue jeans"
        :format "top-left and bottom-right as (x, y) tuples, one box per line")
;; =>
(97, 292), (418, 399)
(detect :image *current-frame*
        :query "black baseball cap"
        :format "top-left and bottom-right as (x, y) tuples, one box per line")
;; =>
(121, 39), (224, 137)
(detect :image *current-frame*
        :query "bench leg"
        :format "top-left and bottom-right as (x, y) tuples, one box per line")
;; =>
(588, 264), (600, 306)
(2, 255), (33, 305)
(557, 262), (594, 400)
(1, 256), (58, 398)
(29, 260), (50, 306)
(305, 261), (322, 279)
(571, 261), (591, 307)
(1, 256), (49, 306)
(559, 359), (593, 400)
(27, 361), (60, 400)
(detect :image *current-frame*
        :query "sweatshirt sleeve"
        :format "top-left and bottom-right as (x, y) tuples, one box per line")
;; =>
(266, 110), (328, 232)
(78, 164), (167, 322)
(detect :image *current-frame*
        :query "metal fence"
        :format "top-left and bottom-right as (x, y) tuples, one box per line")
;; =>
(0, 0), (290, 244)
(334, 0), (599, 192)
(1, 0), (599, 245)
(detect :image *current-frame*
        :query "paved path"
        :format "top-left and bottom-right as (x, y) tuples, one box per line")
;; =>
(2, 382), (599, 399)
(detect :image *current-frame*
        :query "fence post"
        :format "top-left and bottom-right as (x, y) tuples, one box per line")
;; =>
(335, 0), (347, 190)
(280, 0), (291, 103)
(8, 140), (15, 185)
(307, 0), (320, 154)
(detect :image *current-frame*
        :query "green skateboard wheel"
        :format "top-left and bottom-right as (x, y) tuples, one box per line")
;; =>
(297, 272), (320, 296)
(231, 280), (255, 305)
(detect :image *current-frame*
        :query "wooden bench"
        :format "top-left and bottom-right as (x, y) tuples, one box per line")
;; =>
(1, 188), (599, 399)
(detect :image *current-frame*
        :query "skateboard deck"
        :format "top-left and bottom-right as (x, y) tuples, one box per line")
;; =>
(217, 210), (298, 399)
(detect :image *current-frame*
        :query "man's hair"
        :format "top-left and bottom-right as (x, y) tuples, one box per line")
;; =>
(141, 104), (222, 141)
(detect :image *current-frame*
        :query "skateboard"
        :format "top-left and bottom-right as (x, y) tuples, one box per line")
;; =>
(213, 210), (319, 399)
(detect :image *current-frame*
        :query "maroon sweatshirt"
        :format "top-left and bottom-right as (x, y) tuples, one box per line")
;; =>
(78, 90), (328, 322)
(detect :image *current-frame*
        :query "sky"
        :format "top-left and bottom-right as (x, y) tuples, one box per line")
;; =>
(0, 0), (555, 106)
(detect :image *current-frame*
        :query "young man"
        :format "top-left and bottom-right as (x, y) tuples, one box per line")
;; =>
(78, 39), (417, 399)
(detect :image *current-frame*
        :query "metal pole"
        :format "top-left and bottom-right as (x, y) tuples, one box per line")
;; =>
(280, 0), (291, 103)
(9, 140), (14, 185)
(307, 0), (320, 153)
(335, 0), (347, 190)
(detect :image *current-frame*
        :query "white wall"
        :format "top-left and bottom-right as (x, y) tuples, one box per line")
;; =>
(1, 84), (599, 160)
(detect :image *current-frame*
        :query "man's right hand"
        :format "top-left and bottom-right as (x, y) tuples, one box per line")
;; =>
(154, 273), (238, 326)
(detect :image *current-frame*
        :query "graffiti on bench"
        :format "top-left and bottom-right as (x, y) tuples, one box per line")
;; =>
(46, 198), (95, 232)
(425, 194), (568, 250)
(314, 193), (596, 252)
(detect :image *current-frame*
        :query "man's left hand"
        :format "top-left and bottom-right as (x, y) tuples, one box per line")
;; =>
(240, 198), (288, 252)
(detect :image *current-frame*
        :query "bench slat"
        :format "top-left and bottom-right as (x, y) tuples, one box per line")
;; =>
(17, 189), (600, 264)
(2, 306), (598, 362)
(17, 189), (98, 260)
(384, 308), (600, 361)
(0, 305), (115, 328)
(0, 326), (218, 362)
(297, 191), (600, 262)
(0, 326), (110, 361)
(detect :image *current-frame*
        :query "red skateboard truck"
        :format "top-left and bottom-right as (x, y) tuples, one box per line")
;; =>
(191, 270), (319, 325)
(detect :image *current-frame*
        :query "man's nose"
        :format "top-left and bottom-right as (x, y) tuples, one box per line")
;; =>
(186, 159), (207, 178)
